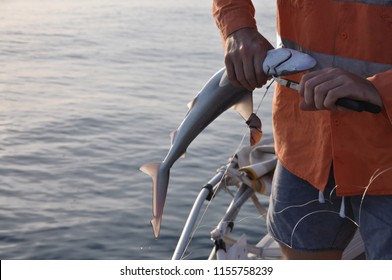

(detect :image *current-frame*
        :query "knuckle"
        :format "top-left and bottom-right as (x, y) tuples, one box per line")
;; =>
(304, 79), (315, 90)
(314, 84), (323, 93)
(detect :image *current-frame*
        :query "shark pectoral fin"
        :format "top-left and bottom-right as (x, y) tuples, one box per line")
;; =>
(246, 113), (263, 146)
(150, 216), (162, 239)
(232, 92), (253, 121)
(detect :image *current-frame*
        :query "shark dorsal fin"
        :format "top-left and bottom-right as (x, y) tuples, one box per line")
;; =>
(187, 95), (198, 109)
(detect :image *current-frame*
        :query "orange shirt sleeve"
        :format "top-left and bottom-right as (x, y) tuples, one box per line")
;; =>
(212, 0), (257, 40)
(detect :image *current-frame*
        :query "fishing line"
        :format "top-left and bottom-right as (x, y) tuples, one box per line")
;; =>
(255, 79), (274, 114)
(357, 166), (392, 227)
(271, 198), (333, 215)
(288, 210), (359, 249)
(270, 191), (360, 248)
(179, 81), (275, 259)
(183, 75), (390, 256)
(272, 167), (392, 249)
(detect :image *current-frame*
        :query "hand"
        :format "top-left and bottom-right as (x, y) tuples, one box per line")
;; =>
(299, 67), (383, 111)
(224, 28), (274, 91)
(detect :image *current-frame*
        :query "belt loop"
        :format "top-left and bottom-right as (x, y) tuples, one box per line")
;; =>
(318, 190), (325, 203)
(339, 197), (346, 218)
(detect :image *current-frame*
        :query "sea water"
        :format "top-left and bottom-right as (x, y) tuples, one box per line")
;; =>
(0, 0), (276, 259)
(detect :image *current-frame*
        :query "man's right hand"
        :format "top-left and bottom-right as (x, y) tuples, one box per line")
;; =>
(224, 28), (274, 91)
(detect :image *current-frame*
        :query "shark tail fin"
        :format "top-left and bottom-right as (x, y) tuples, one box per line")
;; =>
(140, 162), (165, 239)
(140, 162), (160, 180)
(150, 216), (162, 239)
(140, 162), (160, 216)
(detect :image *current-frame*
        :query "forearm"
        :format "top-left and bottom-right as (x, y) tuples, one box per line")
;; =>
(212, 0), (257, 40)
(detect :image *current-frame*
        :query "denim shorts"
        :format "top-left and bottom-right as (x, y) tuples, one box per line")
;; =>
(266, 162), (392, 259)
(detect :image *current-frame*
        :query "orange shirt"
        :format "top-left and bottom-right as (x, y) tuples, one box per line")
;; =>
(213, 0), (392, 196)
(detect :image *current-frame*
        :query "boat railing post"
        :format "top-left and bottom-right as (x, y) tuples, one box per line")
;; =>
(171, 171), (226, 260)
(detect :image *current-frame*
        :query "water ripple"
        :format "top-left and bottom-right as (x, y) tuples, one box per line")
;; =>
(0, 0), (276, 260)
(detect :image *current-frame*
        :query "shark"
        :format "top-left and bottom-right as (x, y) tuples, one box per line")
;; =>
(140, 48), (317, 238)
(140, 68), (260, 239)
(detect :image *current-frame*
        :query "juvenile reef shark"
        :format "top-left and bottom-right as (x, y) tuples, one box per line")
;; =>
(140, 68), (260, 239)
(140, 48), (317, 239)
